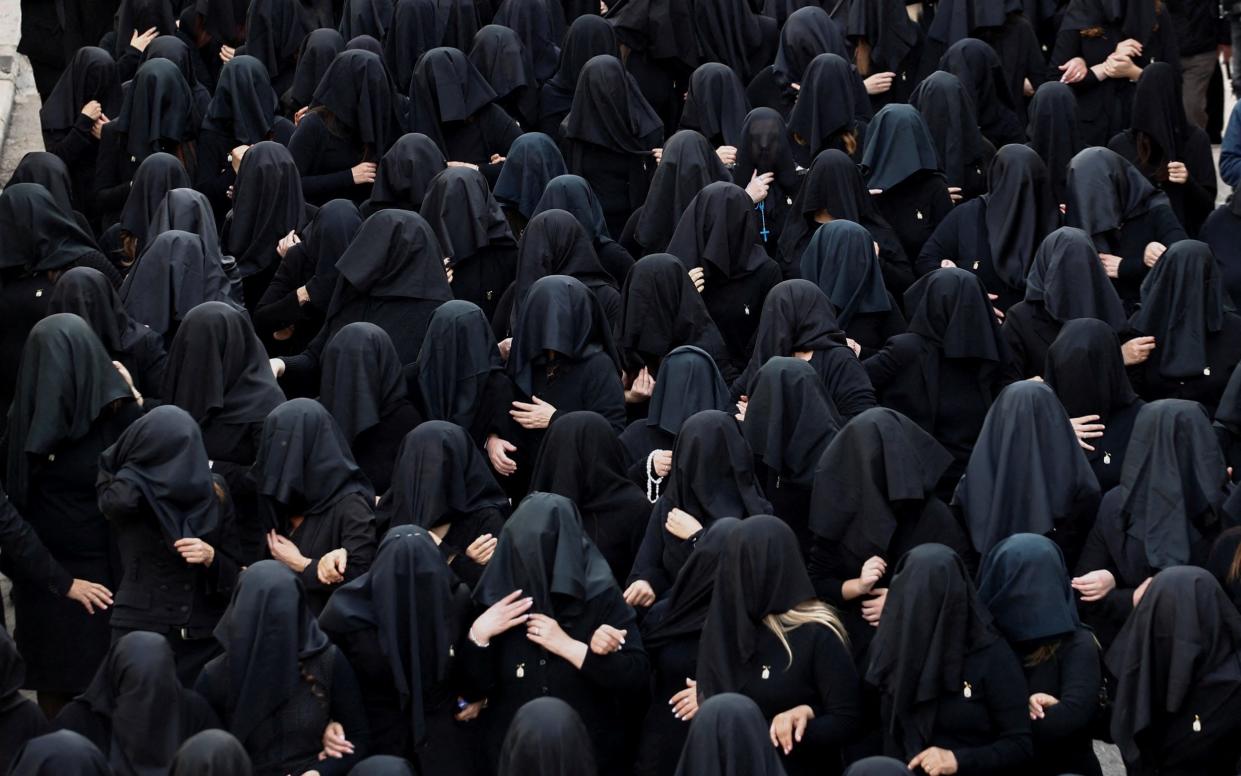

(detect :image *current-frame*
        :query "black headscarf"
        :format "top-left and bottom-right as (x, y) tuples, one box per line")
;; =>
(8, 730), (111, 776)
(908, 71), (986, 191)
(75, 631), (185, 775)
(809, 408), (952, 559)
(697, 515), (820, 696)
(1044, 318), (1139, 420)
(661, 409), (772, 522)
(605, 0), (696, 67)
(680, 63), (750, 146)
(168, 729), (253, 776)
(492, 0), (561, 82)
(842, 757), (911, 776)
(983, 143), (1059, 292)
(114, 0), (178, 56)
(253, 398), (374, 525)
(327, 209), (452, 325)
(5, 315), (132, 506)
(539, 14), (617, 120)
(420, 166), (515, 264)
(376, 421), (507, 530)
(120, 230), (239, 337)
(0, 183), (99, 273)
(311, 49), (397, 153)
(407, 47), (499, 154)
(861, 104), (941, 190)
(149, 187), (228, 266)
(903, 267), (1004, 363)
(646, 346), (733, 435)
(497, 698), (597, 776)
(198, 0), (250, 46)
(511, 209), (612, 326)
(204, 55), (280, 145)
(743, 357), (842, 486)
(244, 0), (329, 85)
(528, 410), (643, 516)
(954, 381), (1099, 553)
(366, 133), (446, 213)
(667, 181), (769, 278)
(739, 279), (849, 391)
(1128, 62), (1188, 167)
(98, 405), (219, 541)
(161, 301), (286, 428)
(1065, 147), (1169, 246)
(789, 53), (863, 158)
(39, 46), (122, 133)
(1106, 566), (1241, 764)
(691, 0), (767, 83)
(412, 300), (503, 426)
(7, 152), (80, 216)
(1116, 400), (1227, 570)
(865, 544), (998, 758)
(212, 560), (331, 743)
(473, 491), (617, 616)
(319, 524), (456, 747)
(977, 533), (1082, 645)
(846, 0), (919, 73)
(493, 132), (568, 221)
(119, 152), (191, 249)
(673, 693), (788, 776)
(383, 0), (439, 92)
(319, 322), (406, 443)
(635, 130), (732, 253)
(226, 141), (307, 277)
(937, 38), (1023, 146)
(778, 148), (899, 263)
(1025, 81), (1081, 203)
(532, 174), (616, 244)
(286, 29), (346, 109)
(279, 199), (361, 305)
(1061, 0), (1160, 45)
(561, 54), (663, 155)
(507, 274), (621, 395)
(109, 58), (195, 164)
(338, 0), (393, 38)
(618, 254), (726, 371)
(801, 219), (891, 328)
(469, 24), (538, 123)
(1024, 227), (1126, 328)
(642, 518), (740, 648)
(927, 0), (1007, 44)
(1128, 240), (1227, 380)
(732, 107), (800, 200)
(772, 6), (847, 88)
(141, 36), (210, 122)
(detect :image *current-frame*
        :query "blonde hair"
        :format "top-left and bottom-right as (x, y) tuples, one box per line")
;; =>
(762, 600), (848, 668)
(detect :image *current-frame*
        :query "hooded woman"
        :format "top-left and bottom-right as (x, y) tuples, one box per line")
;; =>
(7, 729), (112, 775)
(695, 515), (861, 776)
(528, 411), (651, 584)
(463, 492), (650, 775)
(1001, 226), (1128, 381)
(624, 130), (732, 258)
(1106, 567), (1241, 775)
(679, 63), (750, 148)
(498, 698), (597, 776)
(319, 525), (472, 769)
(531, 174), (635, 286)
(281, 28), (345, 117)
(1025, 81), (1082, 205)
(866, 544), (1033, 772)
(918, 143), (1059, 312)
(908, 71), (994, 204)
(954, 381), (1101, 567)
(536, 14), (617, 138)
(252, 399), (377, 614)
(1074, 400), (1231, 648)
(375, 422), (509, 588)
(493, 133), (568, 236)
(96, 406), (242, 682)
(5, 315), (141, 708)
(54, 632), (219, 773)
(382, 0), (439, 94)
(169, 729), (253, 775)
(362, 132), (446, 216)
(864, 268), (1007, 487)
(195, 561), (369, 774)
(107, 151), (192, 267)
(237, 0), (333, 98)
(1125, 240), (1241, 415)
(626, 410), (772, 601)
(468, 24), (540, 130)
(1064, 146), (1186, 307)
(731, 107), (800, 265)
(787, 53), (870, 166)
(672, 693), (788, 776)
(846, 0), (926, 108)
(977, 535), (1104, 776)
(7, 151), (95, 237)
(807, 408), (968, 660)
(420, 166), (518, 323)
(936, 38), (1025, 148)
(747, 6), (851, 119)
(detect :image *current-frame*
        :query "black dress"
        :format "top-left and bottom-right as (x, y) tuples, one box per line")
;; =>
(872, 172), (955, 273)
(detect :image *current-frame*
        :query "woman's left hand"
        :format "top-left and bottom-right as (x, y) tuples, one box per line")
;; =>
(1166, 161), (1189, 184)
(174, 538), (215, 567)
(527, 613), (572, 654)
(665, 508), (703, 540)
(267, 530), (310, 573)
(317, 721), (354, 760)
(1143, 241), (1167, 268)
(909, 746), (958, 775)
(511, 396), (556, 429)
(317, 548), (348, 584)
(770, 704), (815, 755)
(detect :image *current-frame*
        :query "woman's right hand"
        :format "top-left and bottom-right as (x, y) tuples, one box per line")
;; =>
(651, 449), (672, 478)
(269, 358), (286, 378)
(1058, 57), (1087, 83)
(485, 435), (518, 476)
(80, 100), (102, 120)
(465, 533), (498, 565)
(1121, 336), (1156, 365)
(1029, 693), (1060, 720)
(857, 556), (887, 595)
(863, 72), (895, 95)
(317, 721), (354, 760)
(669, 678), (699, 721)
(66, 579), (113, 614)
(1069, 415), (1105, 452)
(623, 580), (656, 607)
(688, 267), (706, 293)
(351, 162), (377, 185)
(1071, 569), (1116, 602)
(129, 27), (159, 52)
(469, 589), (533, 645)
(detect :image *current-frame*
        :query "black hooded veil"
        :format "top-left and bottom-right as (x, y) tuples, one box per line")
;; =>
(633, 130), (731, 254)
(617, 253), (731, 376)
(120, 230), (239, 339)
(8, 730), (112, 776)
(411, 300), (504, 432)
(319, 322), (407, 443)
(1128, 240), (1228, 380)
(493, 132), (567, 222)
(672, 693), (788, 776)
(365, 132), (447, 214)
(1026, 81), (1082, 203)
(982, 143), (1059, 294)
(1023, 227), (1128, 328)
(168, 729), (253, 775)
(224, 141), (308, 279)
(977, 533), (1082, 645)
(908, 71), (989, 196)
(497, 698), (597, 776)
(801, 219), (893, 329)
(680, 63), (750, 146)
(742, 357), (842, 488)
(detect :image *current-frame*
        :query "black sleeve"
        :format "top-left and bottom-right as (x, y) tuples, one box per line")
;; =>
(819, 348), (876, 418)
(583, 356), (628, 433)
(0, 489), (73, 596)
(916, 203), (966, 276)
(1033, 630), (1102, 743)
(626, 503), (675, 596)
(252, 249), (309, 335)
(287, 117), (358, 203)
(807, 536), (849, 607)
(204, 480), (242, 597)
(799, 628), (864, 750)
(298, 498), (377, 597)
(1000, 313), (1031, 384)
(953, 644), (1034, 775)
(93, 125), (132, 219)
(1072, 510), (1137, 632)
(43, 116), (98, 167)
(862, 333), (919, 392)
(577, 590), (651, 691)
(316, 649), (370, 776)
